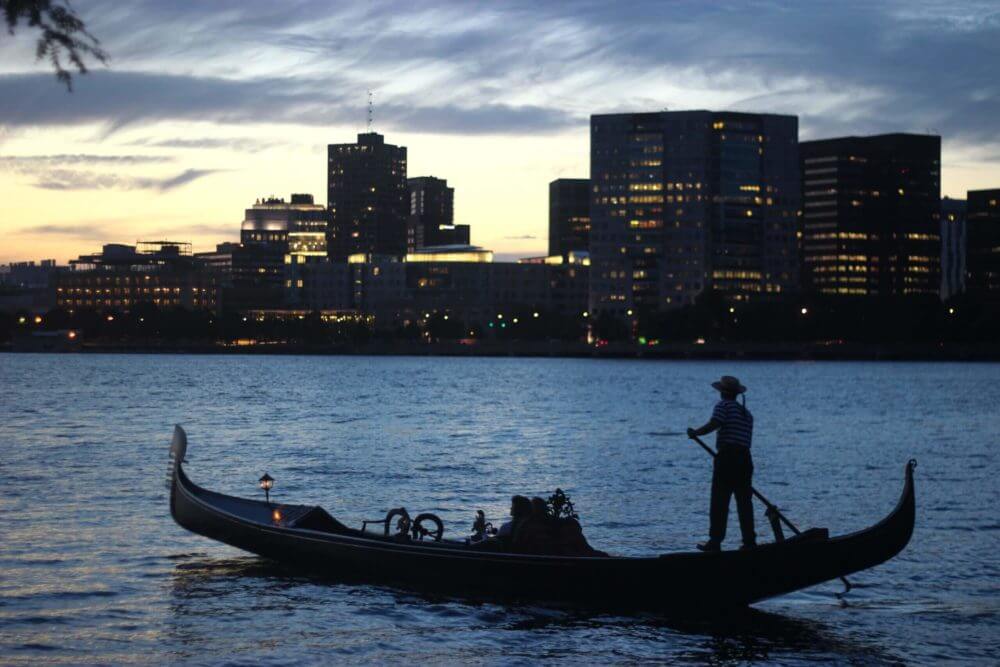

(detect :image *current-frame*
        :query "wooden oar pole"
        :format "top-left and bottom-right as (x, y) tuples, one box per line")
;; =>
(688, 434), (852, 594)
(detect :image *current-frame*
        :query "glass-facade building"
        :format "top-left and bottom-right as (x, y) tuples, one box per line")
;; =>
(407, 176), (469, 251)
(589, 110), (800, 315)
(799, 134), (941, 297)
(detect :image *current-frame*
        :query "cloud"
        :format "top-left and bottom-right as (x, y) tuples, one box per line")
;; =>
(0, 1), (997, 149)
(30, 167), (222, 191)
(0, 70), (580, 136)
(160, 223), (239, 238)
(0, 151), (222, 191)
(0, 154), (171, 166)
(12, 219), (239, 246)
(13, 222), (118, 241)
(128, 136), (282, 152)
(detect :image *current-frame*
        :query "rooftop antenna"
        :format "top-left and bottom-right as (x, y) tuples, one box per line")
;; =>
(367, 89), (374, 133)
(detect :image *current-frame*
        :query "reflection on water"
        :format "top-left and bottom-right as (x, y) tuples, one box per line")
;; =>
(1, 354), (997, 663)
(166, 555), (904, 665)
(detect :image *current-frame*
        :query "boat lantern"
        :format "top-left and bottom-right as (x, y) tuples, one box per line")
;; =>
(259, 473), (274, 504)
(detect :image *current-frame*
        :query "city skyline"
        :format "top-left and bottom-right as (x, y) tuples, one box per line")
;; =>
(2, 1), (999, 264)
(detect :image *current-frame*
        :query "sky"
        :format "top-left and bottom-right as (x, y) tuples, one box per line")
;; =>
(1, 0), (998, 264)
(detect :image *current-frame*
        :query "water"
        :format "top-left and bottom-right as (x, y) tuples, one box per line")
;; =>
(1, 354), (997, 665)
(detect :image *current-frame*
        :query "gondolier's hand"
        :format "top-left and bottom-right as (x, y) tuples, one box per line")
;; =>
(686, 428), (696, 439)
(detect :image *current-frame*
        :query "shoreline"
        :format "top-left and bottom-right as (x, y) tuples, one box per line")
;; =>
(4, 339), (999, 361)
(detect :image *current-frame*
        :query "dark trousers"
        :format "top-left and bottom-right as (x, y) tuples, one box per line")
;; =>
(709, 447), (756, 545)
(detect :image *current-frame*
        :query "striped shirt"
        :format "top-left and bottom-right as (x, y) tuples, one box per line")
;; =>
(712, 399), (754, 449)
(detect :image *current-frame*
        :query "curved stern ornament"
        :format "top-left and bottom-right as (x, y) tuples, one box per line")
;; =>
(166, 424), (188, 490)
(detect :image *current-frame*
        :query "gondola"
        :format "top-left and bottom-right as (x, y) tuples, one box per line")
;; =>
(167, 425), (916, 611)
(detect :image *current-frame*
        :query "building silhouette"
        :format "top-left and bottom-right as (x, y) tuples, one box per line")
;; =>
(327, 133), (408, 260)
(940, 197), (966, 301)
(548, 178), (590, 259)
(799, 134), (941, 297)
(589, 110), (800, 316)
(966, 188), (1000, 298)
(407, 176), (469, 250)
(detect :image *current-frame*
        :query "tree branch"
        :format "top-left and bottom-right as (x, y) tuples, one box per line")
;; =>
(2, 0), (109, 90)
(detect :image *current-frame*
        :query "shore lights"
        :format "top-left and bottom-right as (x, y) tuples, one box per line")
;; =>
(259, 473), (274, 504)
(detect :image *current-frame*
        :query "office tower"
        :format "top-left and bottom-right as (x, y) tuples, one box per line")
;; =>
(940, 197), (967, 301)
(327, 132), (408, 260)
(548, 178), (590, 259)
(799, 134), (941, 297)
(966, 189), (1000, 298)
(407, 176), (469, 250)
(589, 110), (799, 315)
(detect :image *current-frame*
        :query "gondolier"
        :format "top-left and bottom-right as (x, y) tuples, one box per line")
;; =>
(687, 375), (757, 552)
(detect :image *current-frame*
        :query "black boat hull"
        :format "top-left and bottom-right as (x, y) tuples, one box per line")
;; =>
(167, 426), (915, 610)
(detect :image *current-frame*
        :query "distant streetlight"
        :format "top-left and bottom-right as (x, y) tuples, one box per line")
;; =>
(800, 307), (808, 315)
(67, 331), (77, 340)
(18, 316), (26, 324)
(106, 315), (115, 322)
(443, 314), (449, 320)
(948, 307), (955, 315)
(512, 318), (518, 324)
(582, 311), (589, 318)
(729, 307), (735, 314)
(497, 313), (503, 320)
(34, 315), (42, 324)
(533, 312), (539, 318)
(627, 309), (633, 316)
(259, 473), (274, 504)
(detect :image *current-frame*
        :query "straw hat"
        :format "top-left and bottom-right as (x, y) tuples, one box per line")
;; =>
(712, 375), (747, 394)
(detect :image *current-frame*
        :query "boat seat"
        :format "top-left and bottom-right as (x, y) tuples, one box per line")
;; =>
(287, 506), (352, 534)
(781, 527), (829, 544)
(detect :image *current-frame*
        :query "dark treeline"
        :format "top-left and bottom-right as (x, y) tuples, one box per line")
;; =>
(0, 304), (371, 345)
(1, 294), (997, 346)
(599, 292), (1000, 344)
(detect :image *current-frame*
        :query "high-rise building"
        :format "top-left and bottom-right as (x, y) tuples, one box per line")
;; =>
(940, 197), (967, 301)
(966, 188), (1000, 298)
(407, 176), (469, 251)
(548, 178), (590, 259)
(799, 134), (941, 298)
(589, 110), (800, 315)
(327, 133), (408, 260)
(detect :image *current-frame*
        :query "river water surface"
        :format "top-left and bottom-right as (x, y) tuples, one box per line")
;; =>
(1, 355), (998, 665)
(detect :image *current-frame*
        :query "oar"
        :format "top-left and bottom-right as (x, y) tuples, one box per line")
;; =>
(688, 434), (852, 595)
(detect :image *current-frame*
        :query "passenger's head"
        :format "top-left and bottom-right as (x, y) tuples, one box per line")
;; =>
(530, 497), (549, 517)
(510, 495), (531, 518)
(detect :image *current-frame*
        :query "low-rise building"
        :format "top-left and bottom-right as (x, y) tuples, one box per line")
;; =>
(56, 241), (222, 312)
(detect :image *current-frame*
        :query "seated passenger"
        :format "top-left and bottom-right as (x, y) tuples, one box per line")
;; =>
(551, 517), (609, 557)
(496, 495), (532, 545)
(512, 497), (554, 553)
